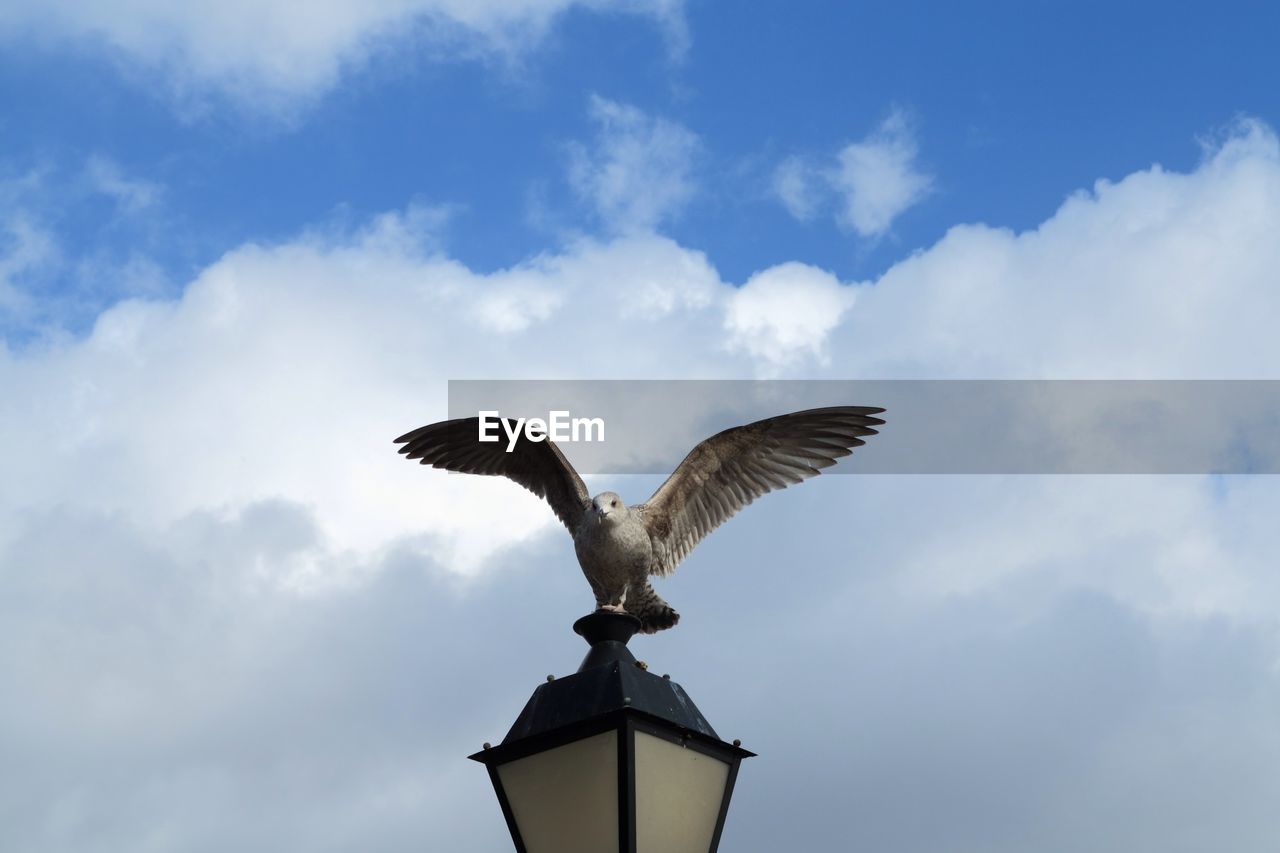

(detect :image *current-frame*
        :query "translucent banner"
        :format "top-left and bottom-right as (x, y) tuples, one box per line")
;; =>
(444, 380), (1280, 474)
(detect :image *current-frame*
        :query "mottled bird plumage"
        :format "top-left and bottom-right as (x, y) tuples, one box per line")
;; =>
(394, 406), (885, 633)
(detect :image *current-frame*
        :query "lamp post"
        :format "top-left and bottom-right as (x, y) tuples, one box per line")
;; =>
(470, 611), (754, 853)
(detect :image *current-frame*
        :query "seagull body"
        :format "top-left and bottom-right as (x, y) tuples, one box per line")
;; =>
(573, 492), (661, 620)
(394, 406), (885, 633)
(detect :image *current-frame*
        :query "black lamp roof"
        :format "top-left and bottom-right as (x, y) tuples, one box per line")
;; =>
(500, 611), (720, 745)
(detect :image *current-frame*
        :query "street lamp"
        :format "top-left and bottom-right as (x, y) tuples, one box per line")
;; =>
(470, 611), (754, 853)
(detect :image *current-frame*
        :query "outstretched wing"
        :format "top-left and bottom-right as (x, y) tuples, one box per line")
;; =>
(393, 417), (590, 532)
(637, 406), (885, 576)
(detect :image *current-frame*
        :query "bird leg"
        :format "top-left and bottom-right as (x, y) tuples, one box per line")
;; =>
(597, 585), (629, 613)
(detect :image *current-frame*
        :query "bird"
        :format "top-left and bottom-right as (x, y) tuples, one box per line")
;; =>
(393, 406), (885, 633)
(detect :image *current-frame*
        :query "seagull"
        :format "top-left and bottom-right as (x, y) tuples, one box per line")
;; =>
(393, 406), (885, 633)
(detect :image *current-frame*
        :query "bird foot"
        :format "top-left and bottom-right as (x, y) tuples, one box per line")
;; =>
(598, 603), (628, 614)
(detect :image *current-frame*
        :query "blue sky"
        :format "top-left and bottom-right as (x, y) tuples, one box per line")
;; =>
(4, 2), (1280, 851)
(5, 0), (1279, 334)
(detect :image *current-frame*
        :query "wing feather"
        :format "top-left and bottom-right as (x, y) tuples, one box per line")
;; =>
(637, 406), (885, 576)
(393, 417), (589, 532)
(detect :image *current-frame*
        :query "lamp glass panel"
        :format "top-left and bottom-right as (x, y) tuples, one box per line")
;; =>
(496, 730), (619, 853)
(634, 731), (730, 853)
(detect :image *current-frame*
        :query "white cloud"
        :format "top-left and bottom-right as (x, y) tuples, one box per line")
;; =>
(772, 155), (819, 221)
(568, 95), (700, 233)
(0, 220), (735, 585)
(3, 120), (1279, 587)
(833, 108), (932, 237)
(725, 261), (855, 370)
(0, 0), (686, 113)
(827, 118), (1280, 379)
(775, 107), (933, 238)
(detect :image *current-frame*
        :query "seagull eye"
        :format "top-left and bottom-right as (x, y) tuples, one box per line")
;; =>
(611, 499), (618, 507)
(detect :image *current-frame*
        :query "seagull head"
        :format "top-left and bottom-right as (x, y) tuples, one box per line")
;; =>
(591, 492), (624, 523)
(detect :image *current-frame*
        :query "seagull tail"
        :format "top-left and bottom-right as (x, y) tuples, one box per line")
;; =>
(631, 580), (680, 634)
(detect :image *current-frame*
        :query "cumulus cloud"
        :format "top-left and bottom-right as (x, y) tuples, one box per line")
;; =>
(828, 118), (1280, 378)
(567, 95), (700, 233)
(0, 0), (686, 113)
(774, 107), (933, 238)
(0, 220), (736, 584)
(0, 502), (579, 852)
(4, 120), (1280, 850)
(3, 119), (1278, 587)
(724, 261), (855, 370)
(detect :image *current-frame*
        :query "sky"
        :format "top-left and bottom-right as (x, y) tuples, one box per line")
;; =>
(2, 1), (1280, 850)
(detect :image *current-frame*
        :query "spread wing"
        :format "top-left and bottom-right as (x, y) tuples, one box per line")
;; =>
(393, 417), (589, 532)
(637, 406), (885, 576)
